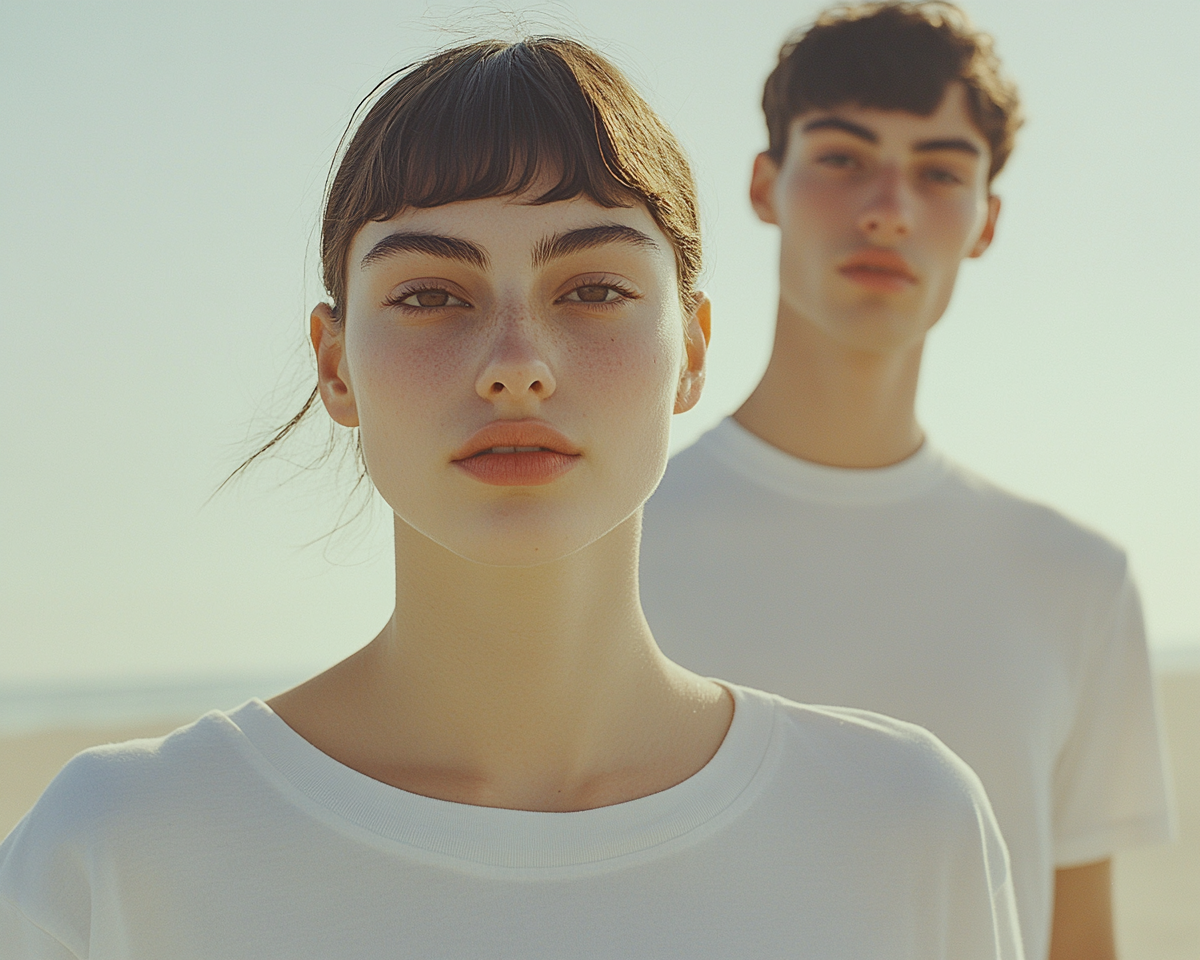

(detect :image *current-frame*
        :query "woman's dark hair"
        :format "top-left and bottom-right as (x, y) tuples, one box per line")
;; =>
(228, 36), (701, 488)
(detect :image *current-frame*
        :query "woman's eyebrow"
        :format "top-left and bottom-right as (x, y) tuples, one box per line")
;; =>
(532, 224), (658, 268)
(360, 231), (489, 270)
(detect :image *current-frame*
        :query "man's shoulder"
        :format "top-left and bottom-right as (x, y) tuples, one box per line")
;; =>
(653, 426), (748, 500)
(652, 425), (1131, 586)
(938, 458), (1130, 581)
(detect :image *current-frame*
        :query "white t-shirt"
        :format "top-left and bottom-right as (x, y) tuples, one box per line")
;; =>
(640, 418), (1174, 960)
(1, 686), (1022, 960)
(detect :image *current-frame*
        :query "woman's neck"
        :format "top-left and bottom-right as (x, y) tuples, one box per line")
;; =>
(269, 510), (731, 811)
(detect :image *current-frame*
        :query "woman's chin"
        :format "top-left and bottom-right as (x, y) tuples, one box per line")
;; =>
(388, 478), (653, 569)
(435, 529), (599, 568)
(399, 507), (613, 569)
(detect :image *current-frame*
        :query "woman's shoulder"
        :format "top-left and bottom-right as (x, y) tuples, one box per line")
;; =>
(0, 709), (256, 954)
(2, 710), (251, 860)
(736, 684), (993, 823)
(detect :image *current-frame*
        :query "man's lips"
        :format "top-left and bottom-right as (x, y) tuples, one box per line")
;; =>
(452, 420), (581, 486)
(837, 248), (918, 291)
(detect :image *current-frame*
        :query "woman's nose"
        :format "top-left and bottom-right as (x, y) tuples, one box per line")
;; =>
(475, 323), (557, 404)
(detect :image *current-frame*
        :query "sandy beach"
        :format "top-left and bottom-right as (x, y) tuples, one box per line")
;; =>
(2, 674), (1196, 957)
(1110, 671), (1199, 959)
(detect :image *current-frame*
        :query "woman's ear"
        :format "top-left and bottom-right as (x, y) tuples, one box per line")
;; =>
(310, 303), (359, 427)
(675, 294), (710, 414)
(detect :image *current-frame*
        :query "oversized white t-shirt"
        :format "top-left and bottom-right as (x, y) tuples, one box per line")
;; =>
(1, 686), (1023, 960)
(640, 418), (1173, 960)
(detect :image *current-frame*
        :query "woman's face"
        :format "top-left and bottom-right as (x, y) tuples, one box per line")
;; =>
(313, 191), (707, 566)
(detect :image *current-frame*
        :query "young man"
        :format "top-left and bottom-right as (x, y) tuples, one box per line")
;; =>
(640, 4), (1173, 960)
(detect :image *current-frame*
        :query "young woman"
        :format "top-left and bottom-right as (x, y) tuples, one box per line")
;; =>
(0, 38), (1023, 959)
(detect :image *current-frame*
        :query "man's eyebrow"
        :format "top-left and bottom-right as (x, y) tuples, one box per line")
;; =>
(532, 224), (658, 268)
(360, 231), (489, 270)
(801, 118), (983, 159)
(913, 137), (981, 157)
(801, 116), (878, 143)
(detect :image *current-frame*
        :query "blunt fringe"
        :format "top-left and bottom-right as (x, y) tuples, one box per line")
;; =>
(323, 37), (701, 316)
(763, 1), (1022, 182)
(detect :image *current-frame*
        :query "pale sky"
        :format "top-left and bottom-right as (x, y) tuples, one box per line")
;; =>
(2, 0), (1197, 684)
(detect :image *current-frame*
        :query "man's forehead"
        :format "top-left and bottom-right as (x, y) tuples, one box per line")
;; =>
(790, 83), (987, 149)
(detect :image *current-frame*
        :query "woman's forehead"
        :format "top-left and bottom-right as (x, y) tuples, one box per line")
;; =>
(351, 194), (670, 266)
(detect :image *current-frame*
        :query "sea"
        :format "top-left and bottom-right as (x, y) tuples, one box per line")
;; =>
(2, 643), (1198, 736)
(0, 672), (309, 736)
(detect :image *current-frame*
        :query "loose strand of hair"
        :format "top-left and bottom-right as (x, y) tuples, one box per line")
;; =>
(209, 385), (322, 501)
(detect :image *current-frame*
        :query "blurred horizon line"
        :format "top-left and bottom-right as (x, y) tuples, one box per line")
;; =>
(3, 639), (1198, 736)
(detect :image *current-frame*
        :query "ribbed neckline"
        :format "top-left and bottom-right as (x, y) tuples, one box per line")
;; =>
(222, 684), (778, 870)
(700, 417), (950, 507)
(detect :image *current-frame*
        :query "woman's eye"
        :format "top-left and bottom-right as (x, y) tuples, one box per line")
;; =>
(564, 284), (624, 304)
(393, 288), (467, 308)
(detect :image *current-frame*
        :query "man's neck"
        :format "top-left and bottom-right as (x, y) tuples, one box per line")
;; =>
(734, 304), (926, 469)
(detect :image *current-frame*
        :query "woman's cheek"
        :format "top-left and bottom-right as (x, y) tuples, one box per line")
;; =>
(621, 321), (684, 437)
(582, 321), (674, 412)
(355, 323), (461, 403)
(348, 331), (459, 482)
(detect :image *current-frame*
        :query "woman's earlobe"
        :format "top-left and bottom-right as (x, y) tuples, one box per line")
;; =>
(311, 303), (360, 427)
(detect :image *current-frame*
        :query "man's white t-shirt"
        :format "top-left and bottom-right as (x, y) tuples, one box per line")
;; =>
(640, 418), (1173, 960)
(0, 686), (1023, 960)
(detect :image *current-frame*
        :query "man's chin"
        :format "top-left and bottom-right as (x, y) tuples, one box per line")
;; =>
(822, 311), (932, 355)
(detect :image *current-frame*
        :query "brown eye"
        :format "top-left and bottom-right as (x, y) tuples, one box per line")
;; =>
(393, 288), (468, 308)
(557, 280), (636, 307)
(574, 285), (614, 303)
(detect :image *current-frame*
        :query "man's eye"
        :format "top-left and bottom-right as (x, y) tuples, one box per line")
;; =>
(922, 168), (963, 185)
(818, 153), (857, 169)
(565, 284), (622, 304)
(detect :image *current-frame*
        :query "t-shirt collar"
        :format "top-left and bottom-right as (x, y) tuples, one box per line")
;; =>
(222, 683), (777, 872)
(700, 417), (949, 507)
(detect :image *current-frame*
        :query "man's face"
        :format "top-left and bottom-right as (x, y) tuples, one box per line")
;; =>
(751, 82), (1000, 354)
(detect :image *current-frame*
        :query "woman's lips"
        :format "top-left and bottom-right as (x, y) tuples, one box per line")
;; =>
(455, 449), (580, 486)
(451, 421), (581, 486)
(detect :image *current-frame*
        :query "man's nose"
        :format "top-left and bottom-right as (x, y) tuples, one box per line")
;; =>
(857, 167), (912, 241)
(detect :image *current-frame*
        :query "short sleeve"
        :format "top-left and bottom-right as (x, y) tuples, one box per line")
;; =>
(963, 789), (1025, 960)
(0, 896), (80, 960)
(0, 761), (97, 960)
(1051, 567), (1175, 866)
